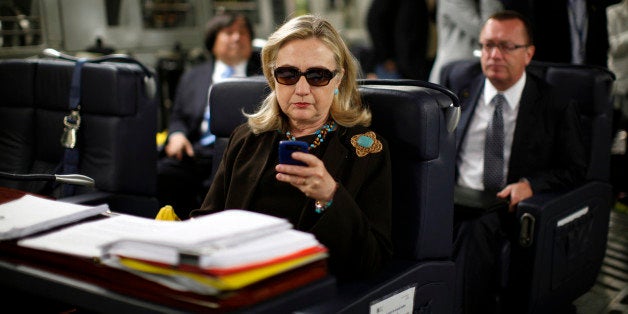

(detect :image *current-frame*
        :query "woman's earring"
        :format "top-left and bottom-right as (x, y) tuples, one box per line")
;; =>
(334, 88), (339, 95)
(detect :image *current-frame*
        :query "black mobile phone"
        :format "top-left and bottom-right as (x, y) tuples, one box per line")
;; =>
(278, 140), (309, 166)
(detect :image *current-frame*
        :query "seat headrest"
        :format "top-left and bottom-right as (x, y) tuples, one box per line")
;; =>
(42, 48), (156, 99)
(527, 62), (615, 116)
(209, 76), (269, 137)
(34, 59), (148, 116)
(361, 85), (442, 160)
(0, 59), (37, 107)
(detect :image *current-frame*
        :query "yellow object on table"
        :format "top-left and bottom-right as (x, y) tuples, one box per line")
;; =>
(155, 205), (180, 221)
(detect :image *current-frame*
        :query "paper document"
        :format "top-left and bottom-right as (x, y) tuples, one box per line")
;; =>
(105, 228), (324, 270)
(101, 209), (292, 259)
(18, 214), (178, 257)
(19, 209), (291, 260)
(108, 250), (327, 294)
(0, 194), (108, 240)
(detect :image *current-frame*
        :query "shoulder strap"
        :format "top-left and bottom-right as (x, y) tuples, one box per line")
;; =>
(58, 58), (87, 197)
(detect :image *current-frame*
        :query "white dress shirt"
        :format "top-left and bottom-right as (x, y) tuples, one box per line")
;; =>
(457, 72), (526, 190)
(212, 60), (247, 83)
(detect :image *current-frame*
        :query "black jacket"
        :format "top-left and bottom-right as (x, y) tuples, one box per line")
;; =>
(192, 124), (393, 279)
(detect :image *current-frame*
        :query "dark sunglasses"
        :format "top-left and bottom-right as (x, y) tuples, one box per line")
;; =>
(273, 66), (338, 86)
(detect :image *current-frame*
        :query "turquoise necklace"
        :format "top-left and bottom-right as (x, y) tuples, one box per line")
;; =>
(285, 120), (337, 151)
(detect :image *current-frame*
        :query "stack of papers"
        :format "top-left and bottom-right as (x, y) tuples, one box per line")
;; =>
(0, 194), (109, 240)
(99, 210), (328, 295)
(18, 214), (177, 257)
(14, 208), (329, 309)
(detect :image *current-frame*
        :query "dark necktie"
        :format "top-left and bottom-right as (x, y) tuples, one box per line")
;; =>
(484, 94), (505, 190)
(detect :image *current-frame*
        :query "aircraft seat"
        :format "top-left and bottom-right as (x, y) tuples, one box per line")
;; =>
(0, 57), (159, 217)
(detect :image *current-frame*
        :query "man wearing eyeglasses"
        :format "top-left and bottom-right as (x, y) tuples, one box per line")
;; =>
(442, 11), (587, 313)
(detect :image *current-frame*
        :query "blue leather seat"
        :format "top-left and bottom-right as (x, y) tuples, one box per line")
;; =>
(440, 59), (615, 313)
(208, 77), (460, 313)
(0, 57), (159, 217)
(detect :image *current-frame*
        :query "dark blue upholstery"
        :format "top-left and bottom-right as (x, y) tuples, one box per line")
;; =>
(440, 59), (615, 313)
(0, 58), (159, 217)
(208, 77), (459, 313)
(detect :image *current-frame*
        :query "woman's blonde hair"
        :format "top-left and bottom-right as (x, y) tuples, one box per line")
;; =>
(245, 14), (370, 134)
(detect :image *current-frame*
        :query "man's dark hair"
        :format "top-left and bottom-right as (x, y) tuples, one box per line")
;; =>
(204, 12), (254, 56)
(487, 10), (534, 45)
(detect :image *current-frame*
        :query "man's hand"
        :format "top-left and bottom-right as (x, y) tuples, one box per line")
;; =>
(497, 179), (533, 212)
(164, 133), (194, 160)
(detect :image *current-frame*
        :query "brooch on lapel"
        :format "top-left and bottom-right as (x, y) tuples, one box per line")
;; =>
(351, 131), (382, 157)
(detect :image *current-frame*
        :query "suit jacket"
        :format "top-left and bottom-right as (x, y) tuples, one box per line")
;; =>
(443, 61), (587, 193)
(191, 124), (394, 279)
(167, 52), (262, 146)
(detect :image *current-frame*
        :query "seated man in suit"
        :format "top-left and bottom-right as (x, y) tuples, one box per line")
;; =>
(446, 11), (587, 313)
(157, 12), (262, 218)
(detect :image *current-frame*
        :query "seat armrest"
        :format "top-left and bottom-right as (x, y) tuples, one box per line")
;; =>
(516, 181), (612, 247)
(510, 181), (612, 309)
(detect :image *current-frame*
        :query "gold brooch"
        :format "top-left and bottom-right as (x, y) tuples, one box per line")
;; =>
(351, 131), (383, 157)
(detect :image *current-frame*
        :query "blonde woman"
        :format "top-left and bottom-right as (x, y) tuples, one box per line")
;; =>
(191, 15), (393, 279)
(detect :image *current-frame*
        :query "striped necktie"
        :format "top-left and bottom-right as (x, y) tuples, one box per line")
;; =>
(484, 94), (505, 190)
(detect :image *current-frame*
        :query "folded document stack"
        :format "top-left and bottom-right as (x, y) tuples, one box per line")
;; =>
(100, 209), (329, 295)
